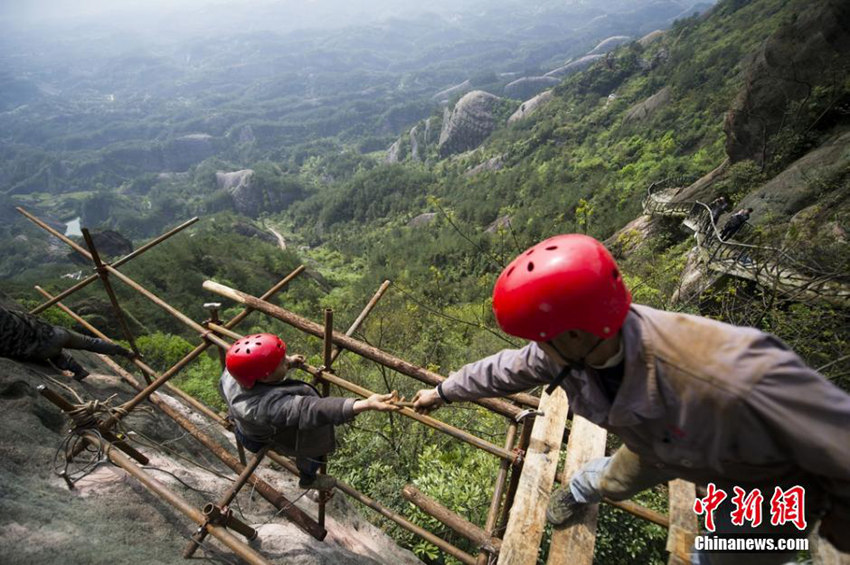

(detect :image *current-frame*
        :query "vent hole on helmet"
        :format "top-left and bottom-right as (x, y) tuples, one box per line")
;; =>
(527, 262), (535, 272)
(246, 348), (251, 354)
(255, 342), (262, 346)
(507, 266), (515, 277)
(235, 348), (241, 353)
(612, 268), (619, 279)
(276, 343), (282, 348)
(545, 245), (557, 250)
(526, 249), (534, 256)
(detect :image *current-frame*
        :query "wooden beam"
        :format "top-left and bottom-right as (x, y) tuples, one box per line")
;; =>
(498, 387), (570, 565)
(666, 480), (698, 565)
(546, 416), (607, 565)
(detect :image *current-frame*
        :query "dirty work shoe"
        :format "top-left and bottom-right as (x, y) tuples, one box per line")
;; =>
(298, 474), (337, 491)
(546, 488), (585, 526)
(69, 359), (90, 381)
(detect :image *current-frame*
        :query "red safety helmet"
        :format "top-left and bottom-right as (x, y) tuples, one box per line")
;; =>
(492, 234), (631, 340)
(225, 333), (286, 388)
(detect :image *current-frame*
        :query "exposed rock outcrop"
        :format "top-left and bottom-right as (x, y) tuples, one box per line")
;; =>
(638, 29), (665, 47)
(503, 77), (560, 101)
(465, 156), (504, 177)
(432, 80), (473, 104)
(723, 0), (850, 165)
(438, 91), (505, 157)
(508, 91), (554, 124)
(623, 87), (672, 123)
(735, 129), (850, 223)
(215, 168), (294, 218)
(588, 35), (632, 55)
(544, 54), (604, 79)
(408, 212), (437, 227)
(385, 139), (403, 164)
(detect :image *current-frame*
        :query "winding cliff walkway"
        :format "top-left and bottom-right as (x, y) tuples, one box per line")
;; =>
(641, 179), (850, 305)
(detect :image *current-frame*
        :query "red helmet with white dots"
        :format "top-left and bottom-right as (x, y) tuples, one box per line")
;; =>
(225, 333), (286, 388)
(492, 234), (631, 340)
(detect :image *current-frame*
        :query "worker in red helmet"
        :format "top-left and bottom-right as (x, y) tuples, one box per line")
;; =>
(220, 333), (399, 491)
(413, 234), (850, 561)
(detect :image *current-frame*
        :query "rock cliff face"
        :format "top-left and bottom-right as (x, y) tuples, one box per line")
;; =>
(544, 54), (604, 79)
(216, 169), (262, 217)
(588, 35), (632, 55)
(508, 91), (554, 124)
(438, 91), (505, 157)
(724, 0), (850, 165)
(623, 87), (671, 123)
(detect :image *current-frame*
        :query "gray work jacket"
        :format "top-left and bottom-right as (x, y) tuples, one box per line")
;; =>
(220, 370), (357, 458)
(441, 304), (850, 519)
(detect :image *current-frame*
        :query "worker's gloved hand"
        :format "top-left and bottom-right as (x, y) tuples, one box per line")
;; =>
(819, 511), (850, 553)
(412, 388), (444, 415)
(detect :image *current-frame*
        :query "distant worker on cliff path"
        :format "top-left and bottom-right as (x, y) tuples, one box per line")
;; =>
(720, 207), (753, 240)
(412, 234), (850, 563)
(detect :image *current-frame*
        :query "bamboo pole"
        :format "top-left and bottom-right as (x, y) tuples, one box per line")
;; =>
(317, 308), (333, 528)
(202, 280), (525, 420)
(303, 365), (517, 463)
(498, 387), (570, 565)
(268, 453), (477, 565)
(82, 430), (271, 565)
(35, 284), (229, 427)
(183, 447), (269, 558)
(402, 485), (502, 553)
(81, 228), (142, 358)
(329, 280), (391, 364)
(17, 207), (230, 351)
(476, 422), (517, 565)
(29, 217), (198, 315)
(498, 417), (534, 532)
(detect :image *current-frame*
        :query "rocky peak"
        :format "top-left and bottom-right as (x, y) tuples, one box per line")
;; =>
(723, 0), (850, 165)
(438, 90), (505, 157)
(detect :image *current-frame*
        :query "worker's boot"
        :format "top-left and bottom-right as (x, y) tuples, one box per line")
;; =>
(298, 473), (337, 491)
(546, 488), (586, 527)
(50, 351), (90, 381)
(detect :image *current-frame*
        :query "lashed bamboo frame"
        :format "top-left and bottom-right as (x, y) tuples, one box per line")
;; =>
(20, 208), (675, 565)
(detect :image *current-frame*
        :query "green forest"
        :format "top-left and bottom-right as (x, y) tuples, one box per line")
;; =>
(2, 0), (849, 563)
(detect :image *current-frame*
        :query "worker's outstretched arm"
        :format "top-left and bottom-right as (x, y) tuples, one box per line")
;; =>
(413, 342), (558, 414)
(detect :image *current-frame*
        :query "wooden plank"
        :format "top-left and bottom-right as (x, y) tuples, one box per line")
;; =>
(666, 479), (698, 565)
(546, 416), (607, 565)
(498, 387), (570, 565)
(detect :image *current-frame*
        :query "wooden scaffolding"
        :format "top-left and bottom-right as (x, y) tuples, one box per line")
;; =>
(18, 206), (712, 565)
